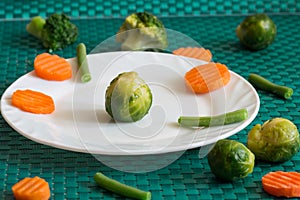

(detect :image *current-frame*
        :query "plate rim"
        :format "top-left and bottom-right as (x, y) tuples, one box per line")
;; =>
(0, 51), (260, 155)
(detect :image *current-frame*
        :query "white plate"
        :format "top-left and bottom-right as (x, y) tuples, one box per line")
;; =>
(1, 51), (259, 155)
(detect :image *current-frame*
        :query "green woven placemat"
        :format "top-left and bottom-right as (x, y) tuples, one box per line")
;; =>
(0, 0), (299, 19)
(1, 14), (300, 199)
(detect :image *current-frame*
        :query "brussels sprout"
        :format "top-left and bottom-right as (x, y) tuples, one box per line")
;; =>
(247, 118), (300, 162)
(207, 139), (255, 181)
(236, 13), (276, 50)
(105, 71), (152, 122)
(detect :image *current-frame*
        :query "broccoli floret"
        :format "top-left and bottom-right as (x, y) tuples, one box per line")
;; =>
(26, 13), (78, 51)
(116, 12), (168, 51)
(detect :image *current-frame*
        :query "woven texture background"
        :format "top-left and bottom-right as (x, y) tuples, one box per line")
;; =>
(1, 1), (300, 199)
(1, 0), (300, 19)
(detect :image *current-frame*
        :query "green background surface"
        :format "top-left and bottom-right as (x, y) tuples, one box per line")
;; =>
(1, 1), (300, 199)
(1, 0), (300, 18)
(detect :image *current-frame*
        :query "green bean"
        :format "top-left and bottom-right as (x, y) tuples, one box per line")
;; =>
(178, 108), (248, 127)
(94, 172), (151, 200)
(248, 73), (293, 99)
(76, 43), (91, 82)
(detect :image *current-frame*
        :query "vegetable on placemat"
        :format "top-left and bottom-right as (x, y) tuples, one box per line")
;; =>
(262, 171), (300, 198)
(178, 108), (248, 128)
(236, 13), (276, 50)
(247, 118), (300, 162)
(105, 71), (152, 122)
(248, 73), (293, 99)
(207, 139), (255, 181)
(12, 89), (55, 114)
(26, 13), (78, 51)
(173, 47), (212, 62)
(116, 12), (168, 51)
(184, 62), (230, 94)
(76, 43), (91, 83)
(12, 176), (51, 200)
(94, 172), (151, 200)
(34, 53), (72, 81)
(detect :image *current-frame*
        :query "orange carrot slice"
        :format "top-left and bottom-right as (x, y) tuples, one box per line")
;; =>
(12, 89), (55, 114)
(184, 62), (230, 94)
(12, 176), (51, 200)
(262, 171), (300, 198)
(173, 47), (212, 62)
(34, 53), (72, 81)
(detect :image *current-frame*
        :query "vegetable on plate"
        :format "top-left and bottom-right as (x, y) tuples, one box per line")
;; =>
(26, 13), (78, 51)
(248, 73), (293, 99)
(262, 171), (300, 198)
(76, 43), (91, 83)
(207, 139), (255, 181)
(184, 62), (230, 94)
(116, 12), (168, 51)
(12, 89), (55, 114)
(94, 172), (151, 200)
(236, 13), (276, 50)
(12, 176), (51, 200)
(247, 118), (300, 162)
(34, 52), (72, 81)
(105, 71), (152, 122)
(178, 108), (248, 128)
(173, 47), (212, 62)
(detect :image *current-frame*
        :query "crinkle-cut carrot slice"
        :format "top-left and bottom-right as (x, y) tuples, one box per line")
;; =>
(12, 176), (51, 200)
(173, 47), (212, 62)
(12, 89), (55, 114)
(34, 52), (72, 81)
(262, 171), (300, 198)
(184, 62), (230, 94)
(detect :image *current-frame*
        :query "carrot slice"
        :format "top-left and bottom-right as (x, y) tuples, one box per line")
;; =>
(34, 53), (72, 81)
(12, 176), (51, 200)
(173, 47), (212, 62)
(184, 62), (230, 94)
(262, 171), (300, 198)
(12, 89), (55, 114)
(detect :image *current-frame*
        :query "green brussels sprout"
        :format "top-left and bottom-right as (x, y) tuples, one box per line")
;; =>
(207, 139), (255, 181)
(236, 13), (276, 50)
(105, 71), (152, 122)
(247, 118), (300, 162)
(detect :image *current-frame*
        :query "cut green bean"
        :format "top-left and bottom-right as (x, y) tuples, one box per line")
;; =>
(248, 73), (293, 99)
(76, 43), (91, 82)
(94, 172), (151, 200)
(178, 108), (248, 127)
